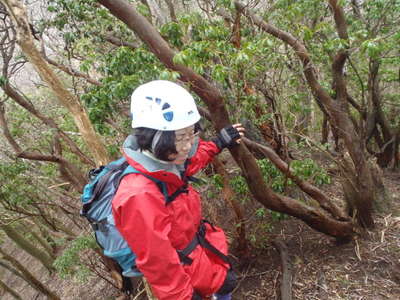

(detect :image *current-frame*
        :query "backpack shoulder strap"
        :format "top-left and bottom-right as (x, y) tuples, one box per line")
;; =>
(120, 164), (192, 206)
(93, 160), (129, 199)
(81, 158), (129, 217)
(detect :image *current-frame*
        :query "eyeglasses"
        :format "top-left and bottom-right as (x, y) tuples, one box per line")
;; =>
(175, 131), (199, 148)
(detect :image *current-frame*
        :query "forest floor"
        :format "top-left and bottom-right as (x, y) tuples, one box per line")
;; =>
(1, 169), (399, 300)
(230, 169), (400, 300)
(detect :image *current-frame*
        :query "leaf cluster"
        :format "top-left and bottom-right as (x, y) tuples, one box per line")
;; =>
(53, 234), (97, 281)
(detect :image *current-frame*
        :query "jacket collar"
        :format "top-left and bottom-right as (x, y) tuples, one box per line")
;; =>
(122, 135), (198, 185)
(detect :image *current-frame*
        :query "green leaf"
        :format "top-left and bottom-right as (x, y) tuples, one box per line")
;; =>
(0, 76), (7, 87)
(173, 52), (188, 65)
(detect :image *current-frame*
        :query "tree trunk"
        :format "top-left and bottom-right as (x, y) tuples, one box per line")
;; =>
(0, 278), (23, 300)
(147, 0), (167, 25)
(0, 247), (61, 300)
(367, 60), (397, 168)
(212, 157), (248, 255)
(32, 217), (58, 252)
(0, 260), (26, 280)
(1, 0), (110, 166)
(165, 0), (177, 22)
(98, 0), (354, 239)
(1, 223), (55, 273)
(369, 160), (391, 213)
(18, 222), (56, 259)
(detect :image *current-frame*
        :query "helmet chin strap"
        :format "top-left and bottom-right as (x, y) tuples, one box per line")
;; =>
(151, 130), (164, 153)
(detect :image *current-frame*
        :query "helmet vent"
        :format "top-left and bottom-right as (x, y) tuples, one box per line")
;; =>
(163, 111), (174, 121)
(162, 103), (171, 110)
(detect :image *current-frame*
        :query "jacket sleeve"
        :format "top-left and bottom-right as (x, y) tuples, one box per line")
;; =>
(186, 139), (221, 176)
(113, 189), (193, 300)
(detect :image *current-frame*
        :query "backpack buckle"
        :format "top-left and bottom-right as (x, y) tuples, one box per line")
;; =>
(90, 223), (99, 231)
(91, 222), (109, 233)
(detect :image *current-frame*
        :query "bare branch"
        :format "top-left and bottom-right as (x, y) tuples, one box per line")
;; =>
(2, 82), (95, 166)
(0, 97), (85, 191)
(0, 100), (22, 152)
(103, 34), (139, 50)
(43, 54), (102, 86)
(328, 0), (349, 40)
(164, 0), (177, 23)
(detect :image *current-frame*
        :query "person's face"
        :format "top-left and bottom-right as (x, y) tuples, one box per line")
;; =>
(168, 125), (198, 164)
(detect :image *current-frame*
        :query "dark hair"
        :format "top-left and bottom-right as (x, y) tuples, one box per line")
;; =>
(194, 121), (202, 133)
(134, 121), (202, 162)
(134, 127), (177, 161)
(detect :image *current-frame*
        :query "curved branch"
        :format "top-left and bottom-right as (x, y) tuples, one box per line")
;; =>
(17, 151), (61, 162)
(243, 137), (348, 221)
(98, 0), (230, 130)
(200, 103), (346, 220)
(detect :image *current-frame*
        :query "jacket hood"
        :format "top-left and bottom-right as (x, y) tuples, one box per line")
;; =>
(122, 135), (199, 184)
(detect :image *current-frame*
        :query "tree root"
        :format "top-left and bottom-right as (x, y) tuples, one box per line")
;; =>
(272, 240), (293, 300)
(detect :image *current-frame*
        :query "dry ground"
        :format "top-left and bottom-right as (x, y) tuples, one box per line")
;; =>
(231, 170), (400, 300)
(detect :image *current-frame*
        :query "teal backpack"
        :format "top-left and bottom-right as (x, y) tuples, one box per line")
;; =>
(80, 157), (169, 278)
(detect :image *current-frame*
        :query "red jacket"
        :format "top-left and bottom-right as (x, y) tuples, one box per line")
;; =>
(112, 136), (229, 300)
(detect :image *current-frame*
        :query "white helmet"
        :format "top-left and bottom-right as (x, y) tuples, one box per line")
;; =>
(130, 80), (201, 131)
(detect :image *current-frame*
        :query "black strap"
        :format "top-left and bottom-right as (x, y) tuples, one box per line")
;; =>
(89, 218), (108, 232)
(177, 233), (198, 265)
(88, 166), (104, 180)
(177, 220), (231, 266)
(199, 234), (231, 265)
(93, 161), (129, 198)
(121, 276), (134, 295)
(166, 183), (189, 204)
(197, 222), (231, 265)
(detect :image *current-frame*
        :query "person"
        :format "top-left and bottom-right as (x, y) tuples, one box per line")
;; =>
(112, 80), (244, 300)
